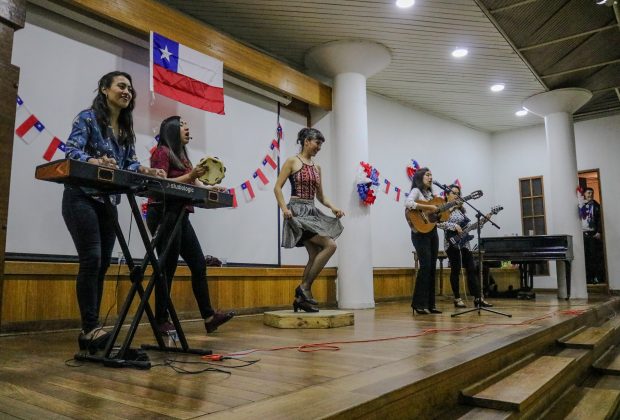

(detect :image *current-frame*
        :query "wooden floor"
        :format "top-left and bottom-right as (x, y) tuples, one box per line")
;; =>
(0, 294), (617, 419)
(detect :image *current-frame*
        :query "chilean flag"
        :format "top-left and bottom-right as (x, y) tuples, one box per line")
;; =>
(269, 139), (280, 159)
(150, 32), (224, 114)
(43, 137), (66, 161)
(262, 154), (277, 172)
(241, 180), (255, 202)
(227, 188), (238, 208)
(394, 186), (401, 202)
(252, 168), (269, 188)
(15, 114), (45, 144)
(383, 178), (391, 194)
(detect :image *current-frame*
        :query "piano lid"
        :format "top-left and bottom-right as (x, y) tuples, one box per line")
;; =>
(480, 235), (573, 261)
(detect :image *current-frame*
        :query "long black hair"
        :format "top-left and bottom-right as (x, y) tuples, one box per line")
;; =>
(91, 71), (136, 147)
(297, 127), (325, 152)
(156, 116), (191, 170)
(411, 167), (431, 192)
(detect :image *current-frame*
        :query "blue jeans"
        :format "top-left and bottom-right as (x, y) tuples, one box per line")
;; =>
(411, 228), (438, 309)
(62, 186), (117, 332)
(146, 204), (214, 323)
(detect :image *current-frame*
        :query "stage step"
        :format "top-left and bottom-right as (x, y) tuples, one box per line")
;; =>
(558, 316), (620, 350)
(593, 345), (620, 375)
(464, 355), (575, 412)
(564, 387), (620, 420)
(457, 407), (512, 419)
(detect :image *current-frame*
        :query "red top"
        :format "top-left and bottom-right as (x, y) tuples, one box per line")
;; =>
(289, 161), (320, 200)
(149, 146), (194, 212)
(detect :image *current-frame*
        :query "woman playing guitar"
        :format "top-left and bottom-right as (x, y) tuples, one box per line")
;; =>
(438, 184), (493, 308)
(405, 167), (441, 315)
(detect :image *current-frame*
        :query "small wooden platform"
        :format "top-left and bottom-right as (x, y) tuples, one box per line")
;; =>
(263, 309), (354, 329)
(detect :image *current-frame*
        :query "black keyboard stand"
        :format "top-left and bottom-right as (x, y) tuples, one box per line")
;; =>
(74, 192), (211, 369)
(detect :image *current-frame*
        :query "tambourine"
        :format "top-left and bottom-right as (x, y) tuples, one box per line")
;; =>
(197, 156), (226, 185)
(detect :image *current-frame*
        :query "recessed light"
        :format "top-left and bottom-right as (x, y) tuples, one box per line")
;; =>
(490, 84), (505, 92)
(452, 48), (468, 58)
(395, 0), (415, 8)
(515, 109), (528, 117)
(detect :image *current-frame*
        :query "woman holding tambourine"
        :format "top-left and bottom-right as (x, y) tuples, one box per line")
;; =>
(146, 116), (234, 336)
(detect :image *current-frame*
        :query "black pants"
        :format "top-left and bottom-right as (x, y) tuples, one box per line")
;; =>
(445, 246), (481, 299)
(62, 186), (116, 333)
(584, 232), (604, 283)
(411, 228), (438, 309)
(146, 204), (214, 323)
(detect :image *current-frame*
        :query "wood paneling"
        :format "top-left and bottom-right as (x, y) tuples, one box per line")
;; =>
(60, 0), (332, 110)
(2, 262), (523, 331)
(1, 262), (339, 331)
(0, 0), (26, 332)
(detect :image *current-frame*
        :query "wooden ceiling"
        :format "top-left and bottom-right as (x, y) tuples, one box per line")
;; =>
(158, 0), (620, 132)
(477, 0), (620, 122)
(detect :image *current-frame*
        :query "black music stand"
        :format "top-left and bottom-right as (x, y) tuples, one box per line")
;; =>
(74, 191), (211, 369)
(431, 185), (512, 318)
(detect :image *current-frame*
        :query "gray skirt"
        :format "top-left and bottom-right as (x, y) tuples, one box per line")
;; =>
(281, 198), (344, 248)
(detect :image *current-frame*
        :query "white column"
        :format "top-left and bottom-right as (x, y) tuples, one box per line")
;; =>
(306, 40), (391, 309)
(523, 88), (592, 299)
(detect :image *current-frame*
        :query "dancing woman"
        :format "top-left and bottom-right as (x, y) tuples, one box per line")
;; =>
(274, 128), (344, 312)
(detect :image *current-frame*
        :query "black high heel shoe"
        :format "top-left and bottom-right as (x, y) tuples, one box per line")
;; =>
(412, 307), (430, 315)
(293, 299), (319, 313)
(78, 327), (111, 354)
(295, 285), (318, 305)
(429, 308), (442, 314)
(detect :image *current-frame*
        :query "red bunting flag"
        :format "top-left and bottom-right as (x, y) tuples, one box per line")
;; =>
(228, 188), (238, 208)
(43, 137), (65, 161)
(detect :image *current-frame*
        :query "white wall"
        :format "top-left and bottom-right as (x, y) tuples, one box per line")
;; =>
(491, 114), (620, 290)
(367, 93), (494, 267)
(8, 7), (309, 265)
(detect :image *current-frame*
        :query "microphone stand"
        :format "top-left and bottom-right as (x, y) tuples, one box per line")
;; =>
(431, 184), (511, 318)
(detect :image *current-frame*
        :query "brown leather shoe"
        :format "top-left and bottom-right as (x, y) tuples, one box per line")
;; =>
(205, 311), (235, 333)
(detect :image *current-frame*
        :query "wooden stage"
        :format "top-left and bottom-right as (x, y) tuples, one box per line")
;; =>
(1, 295), (619, 419)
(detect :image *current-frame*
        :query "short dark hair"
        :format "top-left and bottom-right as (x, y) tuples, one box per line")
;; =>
(585, 187), (594, 193)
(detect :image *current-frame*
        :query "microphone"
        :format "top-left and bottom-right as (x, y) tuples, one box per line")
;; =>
(432, 181), (449, 191)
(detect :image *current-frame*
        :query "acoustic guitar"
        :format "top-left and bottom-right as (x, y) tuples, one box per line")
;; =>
(445, 205), (503, 247)
(405, 190), (482, 233)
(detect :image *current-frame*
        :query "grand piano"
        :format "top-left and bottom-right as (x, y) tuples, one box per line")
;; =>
(479, 235), (573, 300)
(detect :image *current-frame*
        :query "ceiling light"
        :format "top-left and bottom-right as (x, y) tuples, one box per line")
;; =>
(395, 0), (415, 8)
(490, 83), (505, 92)
(515, 109), (528, 117)
(452, 48), (468, 58)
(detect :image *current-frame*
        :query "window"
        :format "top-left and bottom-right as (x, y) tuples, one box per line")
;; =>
(519, 176), (548, 275)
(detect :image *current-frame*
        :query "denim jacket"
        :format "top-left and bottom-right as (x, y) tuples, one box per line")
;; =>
(65, 109), (141, 204)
